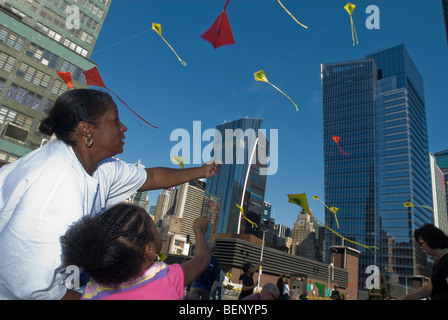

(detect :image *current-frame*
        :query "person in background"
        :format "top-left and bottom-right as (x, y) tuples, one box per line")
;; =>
(367, 274), (391, 300)
(331, 285), (341, 300)
(0, 89), (220, 300)
(189, 242), (221, 300)
(399, 223), (448, 300)
(211, 268), (225, 300)
(238, 260), (263, 300)
(60, 204), (211, 299)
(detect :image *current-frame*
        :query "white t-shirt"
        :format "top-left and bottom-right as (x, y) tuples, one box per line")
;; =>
(0, 139), (147, 299)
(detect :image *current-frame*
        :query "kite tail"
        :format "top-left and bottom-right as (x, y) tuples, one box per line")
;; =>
(336, 142), (350, 156)
(277, 0), (308, 29)
(309, 211), (377, 253)
(104, 86), (159, 129)
(333, 212), (340, 229)
(314, 197), (339, 229)
(223, 0), (230, 10)
(236, 204), (258, 229)
(269, 83), (299, 111)
(350, 15), (358, 46)
(161, 36), (187, 66)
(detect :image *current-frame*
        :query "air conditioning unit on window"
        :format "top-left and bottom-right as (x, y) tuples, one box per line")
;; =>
(2, 122), (28, 143)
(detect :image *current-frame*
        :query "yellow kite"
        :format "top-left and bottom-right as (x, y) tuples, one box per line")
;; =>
(254, 70), (298, 111)
(277, 0), (308, 29)
(344, 3), (358, 46)
(313, 195), (339, 228)
(404, 201), (433, 212)
(288, 193), (311, 213)
(172, 155), (185, 168)
(152, 22), (187, 66)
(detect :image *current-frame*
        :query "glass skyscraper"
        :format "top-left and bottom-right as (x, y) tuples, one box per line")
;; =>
(321, 44), (433, 288)
(204, 118), (268, 239)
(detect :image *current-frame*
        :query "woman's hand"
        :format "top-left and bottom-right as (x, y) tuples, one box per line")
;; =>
(202, 161), (222, 179)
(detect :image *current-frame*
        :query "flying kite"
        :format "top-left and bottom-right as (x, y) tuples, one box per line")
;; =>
(254, 70), (298, 111)
(172, 155), (185, 168)
(277, 0), (308, 29)
(344, 3), (358, 46)
(83, 67), (159, 129)
(201, 0), (235, 49)
(56, 71), (73, 89)
(287, 193), (311, 213)
(332, 136), (350, 156)
(404, 202), (433, 212)
(236, 204), (258, 229)
(152, 22), (187, 66)
(312, 195), (339, 228)
(288, 193), (378, 253)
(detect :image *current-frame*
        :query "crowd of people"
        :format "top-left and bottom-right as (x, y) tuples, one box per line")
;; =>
(0, 89), (447, 300)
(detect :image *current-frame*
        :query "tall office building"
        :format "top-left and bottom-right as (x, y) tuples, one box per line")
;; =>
(434, 149), (448, 228)
(321, 44), (433, 288)
(291, 209), (319, 260)
(165, 179), (206, 245)
(204, 118), (269, 239)
(0, 0), (111, 162)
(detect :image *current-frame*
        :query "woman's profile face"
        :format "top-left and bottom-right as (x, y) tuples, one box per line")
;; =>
(92, 101), (127, 157)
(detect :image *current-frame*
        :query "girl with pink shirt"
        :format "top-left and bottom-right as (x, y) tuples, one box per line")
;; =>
(60, 203), (210, 300)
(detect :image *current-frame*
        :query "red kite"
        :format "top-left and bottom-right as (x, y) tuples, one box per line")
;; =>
(201, 0), (235, 49)
(332, 136), (350, 156)
(56, 71), (73, 89)
(83, 67), (158, 129)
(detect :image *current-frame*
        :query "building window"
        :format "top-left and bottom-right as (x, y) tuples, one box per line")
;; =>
(51, 80), (69, 96)
(16, 62), (52, 88)
(7, 84), (42, 111)
(0, 52), (17, 73)
(0, 106), (33, 132)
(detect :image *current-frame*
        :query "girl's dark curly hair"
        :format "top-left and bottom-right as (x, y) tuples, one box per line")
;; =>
(60, 204), (154, 286)
(414, 223), (448, 249)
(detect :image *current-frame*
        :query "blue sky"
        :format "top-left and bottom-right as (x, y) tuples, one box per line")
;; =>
(90, 0), (448, 229)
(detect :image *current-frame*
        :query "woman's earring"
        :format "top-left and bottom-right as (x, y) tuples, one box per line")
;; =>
(150, 248), (160, 263)
(85, 135), (93, 148)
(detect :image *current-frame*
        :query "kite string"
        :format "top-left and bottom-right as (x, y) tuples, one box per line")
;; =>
(104, 86), (159, 129)
(92, 28), (153, 55)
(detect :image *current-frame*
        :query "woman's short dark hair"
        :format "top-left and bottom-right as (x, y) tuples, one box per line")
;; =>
(39, 89), (113, 146)
(60, 204), (154, 286)
(414, 223), (448, 249)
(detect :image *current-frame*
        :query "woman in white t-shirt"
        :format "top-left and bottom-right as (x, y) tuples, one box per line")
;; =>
(0, 89), (220, 300)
